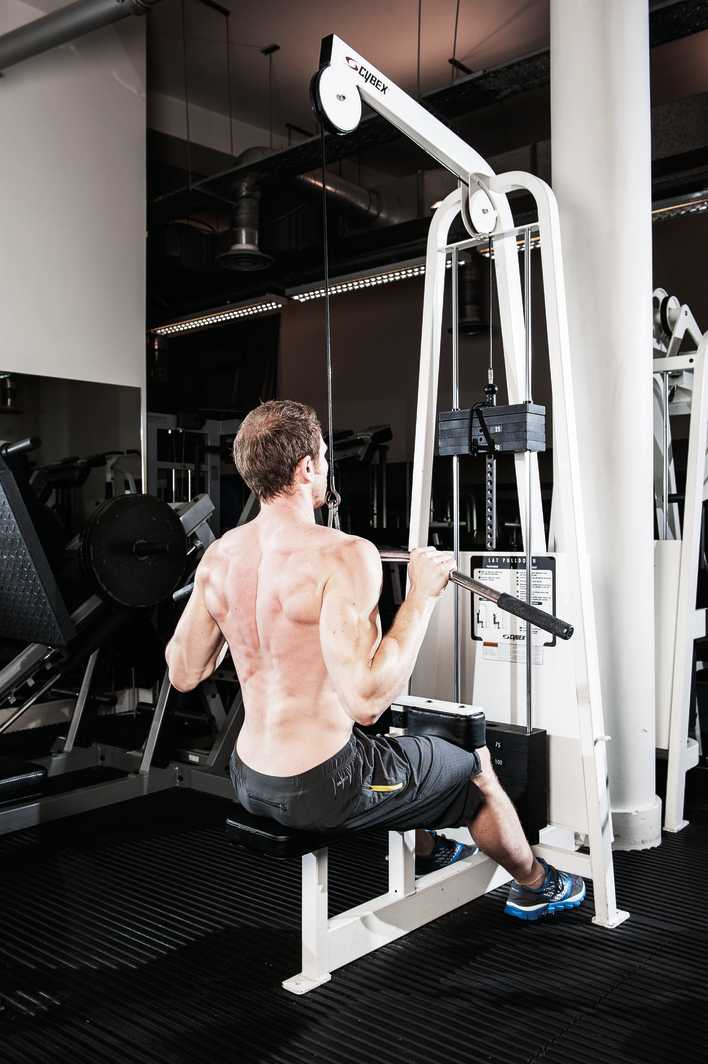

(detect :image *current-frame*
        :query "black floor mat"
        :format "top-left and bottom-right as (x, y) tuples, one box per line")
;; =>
(0, 787), (706, 1064)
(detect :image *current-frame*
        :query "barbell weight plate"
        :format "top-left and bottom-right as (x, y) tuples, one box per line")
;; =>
(80, 494), (187, 609)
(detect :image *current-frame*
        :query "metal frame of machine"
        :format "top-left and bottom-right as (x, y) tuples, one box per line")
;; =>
(652, 290), (708, 831)
(276, 34), (628, 994)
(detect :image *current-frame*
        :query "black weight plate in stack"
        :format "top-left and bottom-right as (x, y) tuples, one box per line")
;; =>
(80, 495), (187, 609)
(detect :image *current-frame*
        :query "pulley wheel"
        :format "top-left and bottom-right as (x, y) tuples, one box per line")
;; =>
(80, 494), (187, 609)
(310, 64), (362, 136)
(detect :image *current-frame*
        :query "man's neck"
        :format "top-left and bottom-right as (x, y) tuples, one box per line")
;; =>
(258, 491), (317, 526)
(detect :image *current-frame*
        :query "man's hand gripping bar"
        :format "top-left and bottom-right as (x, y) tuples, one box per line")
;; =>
(379, 549), (573, 642)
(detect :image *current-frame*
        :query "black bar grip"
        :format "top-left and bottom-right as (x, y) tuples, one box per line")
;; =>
(496, 592), (573, 641)
(172, 580), (194, 603)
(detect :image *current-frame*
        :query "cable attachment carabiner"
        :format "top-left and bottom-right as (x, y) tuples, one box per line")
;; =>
(326, 484), (341, 529)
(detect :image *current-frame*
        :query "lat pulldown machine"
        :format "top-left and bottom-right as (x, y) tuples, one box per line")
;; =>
(239, 34), (628, 993)
(312, 34), (627, 923)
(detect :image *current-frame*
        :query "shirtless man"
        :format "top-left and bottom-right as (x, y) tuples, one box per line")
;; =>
(166, 400), (585, 919)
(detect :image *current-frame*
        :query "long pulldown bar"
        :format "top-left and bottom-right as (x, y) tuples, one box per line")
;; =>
(379, 551), (572, 641)
(173, 552), (573, 642)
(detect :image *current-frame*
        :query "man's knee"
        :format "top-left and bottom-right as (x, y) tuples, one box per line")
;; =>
(471, 745), (502, 795)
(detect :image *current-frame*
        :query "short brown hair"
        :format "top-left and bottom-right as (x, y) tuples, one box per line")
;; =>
(233, 400), (322, 501)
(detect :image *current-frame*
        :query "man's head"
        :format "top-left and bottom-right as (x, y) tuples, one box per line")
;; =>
(233, 400), (328, 506)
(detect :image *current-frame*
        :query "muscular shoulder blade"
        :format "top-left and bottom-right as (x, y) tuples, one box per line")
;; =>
(281, 562), (322, 625)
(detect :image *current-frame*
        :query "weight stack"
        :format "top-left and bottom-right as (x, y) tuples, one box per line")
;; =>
(437, 402), (546, 456)
(485, 722), (548, 842)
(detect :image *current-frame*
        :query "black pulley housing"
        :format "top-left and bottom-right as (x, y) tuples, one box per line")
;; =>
(79, 494), (187, 608)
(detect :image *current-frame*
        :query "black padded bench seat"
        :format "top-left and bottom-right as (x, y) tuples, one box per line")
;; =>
(0, 757), (47, 804)
(226, 808), (339, 859)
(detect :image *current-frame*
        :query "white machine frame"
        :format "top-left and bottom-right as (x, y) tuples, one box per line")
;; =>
(282, 35), (627, 994)
(653, 292), (708, 831)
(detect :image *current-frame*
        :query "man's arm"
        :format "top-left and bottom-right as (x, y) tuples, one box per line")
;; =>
(165, 555), (225, 693)
(320, 540), (455, 726)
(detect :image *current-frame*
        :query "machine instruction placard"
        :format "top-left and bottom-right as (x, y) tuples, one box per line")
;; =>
(470, 556), (556, 665)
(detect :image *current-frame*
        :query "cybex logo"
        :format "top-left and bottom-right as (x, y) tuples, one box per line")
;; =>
(345, 56), (389, 94)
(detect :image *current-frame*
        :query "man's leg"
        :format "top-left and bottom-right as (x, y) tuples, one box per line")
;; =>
(467, 746), (545, 887)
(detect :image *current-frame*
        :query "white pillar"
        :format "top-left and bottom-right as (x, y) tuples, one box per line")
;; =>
(550, 0), (661, 849)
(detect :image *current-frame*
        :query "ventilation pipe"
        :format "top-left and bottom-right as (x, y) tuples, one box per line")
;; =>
(217, 147), (274, 272)
(296, 170), (409, 227)
(217, 177), (273, 271)
(0, 0), (161, 73)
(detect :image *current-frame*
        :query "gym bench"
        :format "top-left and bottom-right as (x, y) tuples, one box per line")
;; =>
(226, 697), (512, 995)
(226, 800), (511, 995)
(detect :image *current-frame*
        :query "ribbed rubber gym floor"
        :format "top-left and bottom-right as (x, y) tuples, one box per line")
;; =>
(1, 782), (706, 1064)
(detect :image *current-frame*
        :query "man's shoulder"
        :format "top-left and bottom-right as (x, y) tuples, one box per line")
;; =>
(199, 525), (251, 571)
(319, 532), (380, 589)
(217, 525), (250, 549)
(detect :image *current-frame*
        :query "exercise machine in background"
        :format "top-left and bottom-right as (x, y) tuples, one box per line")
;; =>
(0, 445), (242, 834)
(328, 424), (393, 536)
(652, 289), (708, 831)
(147, 412), (243, 535)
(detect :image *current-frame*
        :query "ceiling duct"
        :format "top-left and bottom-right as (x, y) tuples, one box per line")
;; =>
(217, 147), (274, 272)
(0, 0), (162, 73)
(296, 170), (409, 227)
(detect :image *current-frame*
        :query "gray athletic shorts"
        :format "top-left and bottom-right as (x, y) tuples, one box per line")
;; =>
(229, 728), (484, 833)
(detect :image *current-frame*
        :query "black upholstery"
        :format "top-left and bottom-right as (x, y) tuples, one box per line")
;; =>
(225, 808), (338, 859)
(0, 757), (47, 804)
(0, 455), (76, 646)
(390, 705), (486, 750)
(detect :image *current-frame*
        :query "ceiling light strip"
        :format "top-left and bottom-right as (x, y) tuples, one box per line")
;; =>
(153, 298), (285, 337)
(291, 264), (428, 303)
(651, 197), (708, 221)
(289, 257), (465, 303)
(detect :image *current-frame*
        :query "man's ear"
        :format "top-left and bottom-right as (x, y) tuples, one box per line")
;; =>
(294, 453), (314, 484)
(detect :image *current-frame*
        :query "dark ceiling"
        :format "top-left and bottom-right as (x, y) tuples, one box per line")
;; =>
(146, 0), (708, 326)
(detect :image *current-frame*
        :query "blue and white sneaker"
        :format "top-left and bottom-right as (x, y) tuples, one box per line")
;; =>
(505, 858), (586, 921)
(415, 832), (479, 877)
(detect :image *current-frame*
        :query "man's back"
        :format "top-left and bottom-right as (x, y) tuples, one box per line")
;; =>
(201, 516), (364, 775)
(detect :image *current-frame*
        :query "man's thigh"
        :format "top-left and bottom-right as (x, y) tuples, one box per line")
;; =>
(337, 731), (484, 832)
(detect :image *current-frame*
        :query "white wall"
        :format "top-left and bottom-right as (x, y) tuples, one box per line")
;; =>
(0, 1), (147, 394)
